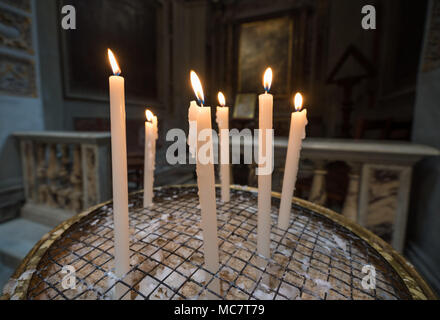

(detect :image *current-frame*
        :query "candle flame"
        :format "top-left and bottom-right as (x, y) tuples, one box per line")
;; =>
(263, 68), (273, 92)
(190, 71), (205, 105)
(294, 92), (303, 111)
(218, 92), (226, 107)
(145, 109), (154, 122)
(107, 49), (121, 76)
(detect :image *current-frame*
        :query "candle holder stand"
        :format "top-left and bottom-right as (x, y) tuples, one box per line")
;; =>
(2, 186), (436, 300)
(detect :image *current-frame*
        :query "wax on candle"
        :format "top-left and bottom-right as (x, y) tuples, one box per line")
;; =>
(188, 71), (220, 298)
(216, 92), (230, 203)
(108, 49), (130, 299)
(278, 93), (308, 230)
(257, 68), (274, 259)
(144, 109), (158, 208)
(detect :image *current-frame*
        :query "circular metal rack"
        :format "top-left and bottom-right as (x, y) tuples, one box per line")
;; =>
(1, 185), (436, 300)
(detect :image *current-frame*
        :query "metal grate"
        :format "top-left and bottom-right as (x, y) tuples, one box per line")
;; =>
(25, 186), (411, 300)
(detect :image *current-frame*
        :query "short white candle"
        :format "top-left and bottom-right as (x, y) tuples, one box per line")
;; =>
(188, 71), (220, 298)
(257, 68), (274, 259)
(216, 92), (230, 203)
(144, 110), (158, 208)
(278, 93), (308, 230)
(107, 49), (130, 299)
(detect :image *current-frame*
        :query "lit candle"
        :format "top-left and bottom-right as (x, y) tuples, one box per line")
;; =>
(216, 92), (230, 203)
(107, 49), (130, 299)
(278, 93), (308, 230)
(144, 109), (158, 208)
(188, 71), (220, 298)
(258, 68), (274, 259)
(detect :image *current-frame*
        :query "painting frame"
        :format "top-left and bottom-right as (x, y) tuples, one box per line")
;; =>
(237, 16), (294, 99)
(58, 0), (160, 105)
(233, 93), (257, 120)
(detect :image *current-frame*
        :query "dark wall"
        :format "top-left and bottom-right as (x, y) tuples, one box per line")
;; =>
(406, 0), (440, 295)
(407, 157), (440, 294)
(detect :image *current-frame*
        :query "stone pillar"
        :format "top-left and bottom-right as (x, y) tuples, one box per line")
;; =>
(342, 162), (361, 223)
(309, 161), (327, 206)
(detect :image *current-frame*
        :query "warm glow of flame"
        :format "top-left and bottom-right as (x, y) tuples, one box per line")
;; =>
(294, 92), (303, 111)
(263, 68), (273, 92)
(218, 92), (226, 107)
(190, 71), (205, 105)
(108, 49), (121, 76)
(145, 109), (154, 122)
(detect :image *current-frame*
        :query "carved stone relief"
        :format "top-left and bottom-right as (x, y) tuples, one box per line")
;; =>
(365, 169), (400, 244)
(83, 146), (98, 208)
(0, 0), (31, 12)
(0, 7), (33, 53)
(23, 141), (36, 201)
(0, 53), (36, 97)
(69, 146), (83, 212)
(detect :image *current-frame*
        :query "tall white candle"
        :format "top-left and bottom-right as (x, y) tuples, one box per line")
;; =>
(258, 68), (274, 259)
(144, 110), (158, 208)
(107, 49), (130, 299)
(278, 93), (308, 230)
(188, 71), (220, 298)
(216, 92), (230, 203)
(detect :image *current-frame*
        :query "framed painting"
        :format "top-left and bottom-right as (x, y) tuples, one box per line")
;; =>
(237, 16), (293, 98)
(59, 0), (159, 104)
(233, 93), (257, 120)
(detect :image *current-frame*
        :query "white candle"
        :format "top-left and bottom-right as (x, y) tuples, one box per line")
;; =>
(278, 93), (308, 230)
(216, 92), (230, 203)
(257, 68), (274, 259)
(107, 49), (130, 299)
(144, 110), (158, 208)
(188, 71), (220, 297)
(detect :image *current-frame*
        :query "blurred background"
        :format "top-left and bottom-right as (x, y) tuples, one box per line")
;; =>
(0, 0), (439, 296)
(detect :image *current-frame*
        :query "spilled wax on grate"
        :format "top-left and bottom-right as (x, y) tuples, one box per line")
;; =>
(25, 187), (411, 300)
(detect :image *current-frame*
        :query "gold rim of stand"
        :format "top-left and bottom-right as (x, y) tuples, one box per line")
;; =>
(1, 185), (437, 300)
